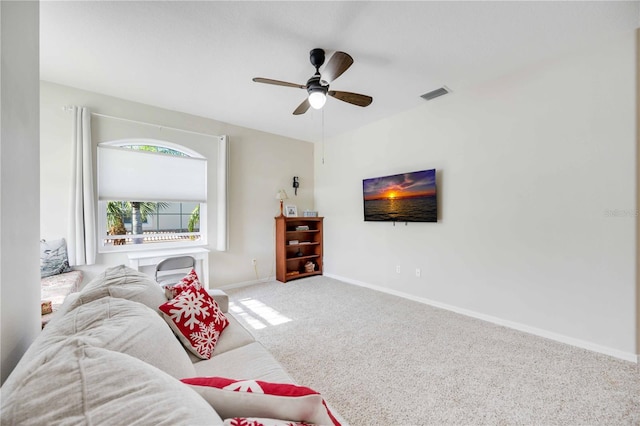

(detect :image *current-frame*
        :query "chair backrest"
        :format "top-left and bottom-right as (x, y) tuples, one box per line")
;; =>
(154, 256), (196, 282)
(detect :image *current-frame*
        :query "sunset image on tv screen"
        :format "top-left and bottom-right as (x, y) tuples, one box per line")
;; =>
(363, 169), (437, 222)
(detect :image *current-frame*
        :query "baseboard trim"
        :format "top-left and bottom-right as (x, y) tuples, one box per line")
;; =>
(326, 273), (638, 364)
(218, 276), (276, 291)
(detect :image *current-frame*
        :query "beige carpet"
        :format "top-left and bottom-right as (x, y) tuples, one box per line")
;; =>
(226, 276), (640, 426)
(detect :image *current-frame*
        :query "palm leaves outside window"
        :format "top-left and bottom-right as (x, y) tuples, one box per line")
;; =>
(187, 205), (200, 240)
(107, 201), (169, 244)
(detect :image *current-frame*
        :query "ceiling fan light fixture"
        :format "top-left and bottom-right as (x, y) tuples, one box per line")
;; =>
(252, 48), (371, 115)
(308, 90), (327, 109)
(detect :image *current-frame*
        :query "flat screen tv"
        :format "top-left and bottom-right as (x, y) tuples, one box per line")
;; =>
(363, 169), (437, 222)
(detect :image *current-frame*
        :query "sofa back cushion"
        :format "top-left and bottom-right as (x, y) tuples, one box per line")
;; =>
(74, 264), (167, 313)
(1, 341), (222, 425)
(24, 297), (195, 379)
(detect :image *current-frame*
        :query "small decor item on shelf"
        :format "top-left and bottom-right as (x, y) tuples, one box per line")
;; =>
(286, 271), (300, 277)
(285, 205), (298, 217)
(303, 210), (318, 217)
(276, 189), (289, 217)
(41, 300), (53, 315)
(288, 240), (299, 245)
(295, 225), (310, 231)
(295, 249), (304, 257)
(304, 261), (316, 273)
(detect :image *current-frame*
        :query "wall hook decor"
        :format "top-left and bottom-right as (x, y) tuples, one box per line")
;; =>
(293, 176), (299, 195)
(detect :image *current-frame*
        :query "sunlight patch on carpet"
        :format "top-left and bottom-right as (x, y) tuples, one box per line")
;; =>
(229, 299), (292, 329)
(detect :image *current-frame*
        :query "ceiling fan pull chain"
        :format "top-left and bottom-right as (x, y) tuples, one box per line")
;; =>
(322, 107), (325, 165)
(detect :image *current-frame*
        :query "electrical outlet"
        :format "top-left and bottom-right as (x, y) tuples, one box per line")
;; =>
(415, 268), (421, 277)
(252, 258), (257, 266)
(396, 265), (401, 274)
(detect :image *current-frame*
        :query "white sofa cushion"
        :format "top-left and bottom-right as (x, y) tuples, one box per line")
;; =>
(45, 290), (81, 324)
(207, 288), (229, 313)
(182, 376), (341, 426)
(75, 264), (167, 313)
(0, 341), (222, 425)
(193, 342), (294, 384)
(211, 314), (255, 356)
(186, 314), (255, 363)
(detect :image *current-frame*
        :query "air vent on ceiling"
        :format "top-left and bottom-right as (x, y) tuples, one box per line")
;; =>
(420, 86), (451, 101)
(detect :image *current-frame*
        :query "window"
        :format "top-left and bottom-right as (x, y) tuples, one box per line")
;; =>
(105, 201), (201, 245)
(97, 139), (208, 252)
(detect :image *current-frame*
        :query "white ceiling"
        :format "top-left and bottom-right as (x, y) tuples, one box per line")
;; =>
(40, 1), (639, 143)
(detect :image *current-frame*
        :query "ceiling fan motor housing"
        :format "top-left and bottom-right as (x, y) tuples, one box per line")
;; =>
(306, 74), (328, 96)
(309, 48), (325, 69)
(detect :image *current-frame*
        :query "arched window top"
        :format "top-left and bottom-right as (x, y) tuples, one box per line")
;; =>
(99, 139), (205, 159)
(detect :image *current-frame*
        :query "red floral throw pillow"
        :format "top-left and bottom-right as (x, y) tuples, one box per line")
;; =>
(223, 418), (312, 426)
(164, 268), (201, 299)
(181, 377), (341, 426)
(159, 284), (229, 359)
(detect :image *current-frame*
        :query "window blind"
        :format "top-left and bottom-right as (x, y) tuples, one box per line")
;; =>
(97, 146), (207, 202)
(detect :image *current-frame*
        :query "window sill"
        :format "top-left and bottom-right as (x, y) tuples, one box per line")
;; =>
(98, 240), (208, 255)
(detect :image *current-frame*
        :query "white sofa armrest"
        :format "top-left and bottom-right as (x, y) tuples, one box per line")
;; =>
(206, 289), (229, 313)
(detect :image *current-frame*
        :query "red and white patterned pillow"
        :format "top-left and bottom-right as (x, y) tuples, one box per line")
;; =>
(223, 418), (312, 426)
(181, 377), (341, 426)
(164, 268), (201, 299)
(159, 284), (229, 359)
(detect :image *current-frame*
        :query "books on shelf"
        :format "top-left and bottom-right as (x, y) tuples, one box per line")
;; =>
(288, 240), (314, 245)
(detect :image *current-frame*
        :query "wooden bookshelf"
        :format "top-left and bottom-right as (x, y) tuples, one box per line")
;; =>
(275, 216), (323, 283)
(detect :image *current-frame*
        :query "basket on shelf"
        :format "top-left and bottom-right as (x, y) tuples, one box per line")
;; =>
(304, 261), (315, 273)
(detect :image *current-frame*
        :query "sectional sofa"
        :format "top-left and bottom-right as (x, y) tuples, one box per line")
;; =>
(0, 265), (344, 425)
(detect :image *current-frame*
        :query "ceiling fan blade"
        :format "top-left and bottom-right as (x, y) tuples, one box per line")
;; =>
(293, 98), (311, 115)
(253, 77), (305, 89)
(322, 51), (353, 82)
(328, 90), (373, 107)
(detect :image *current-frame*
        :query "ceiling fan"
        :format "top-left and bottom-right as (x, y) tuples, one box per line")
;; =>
(253, 48), (373, 115)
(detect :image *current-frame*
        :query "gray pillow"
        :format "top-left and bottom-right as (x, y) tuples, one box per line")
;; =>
(40, 238), (72, 278)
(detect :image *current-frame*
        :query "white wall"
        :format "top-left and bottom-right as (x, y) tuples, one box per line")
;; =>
(1, 1), (40, 384)
(316, 31), (637, 359)
(41, 81), (314, 287)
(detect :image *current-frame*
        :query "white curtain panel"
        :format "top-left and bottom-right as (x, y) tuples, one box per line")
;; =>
(216, 135), (229, 251)
(68, 106), (96, 266)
